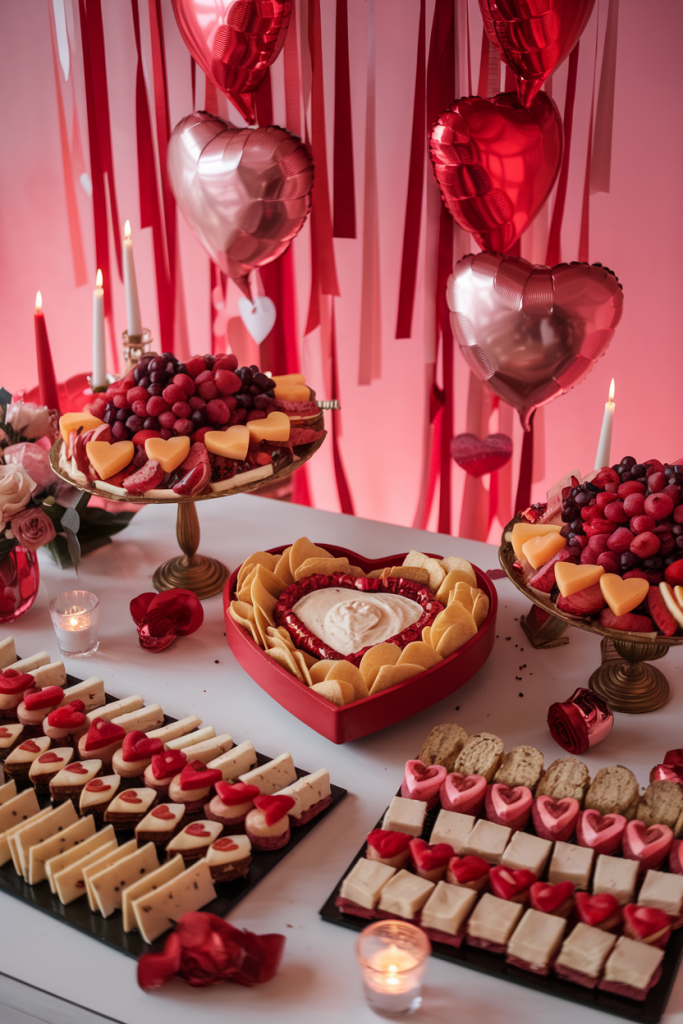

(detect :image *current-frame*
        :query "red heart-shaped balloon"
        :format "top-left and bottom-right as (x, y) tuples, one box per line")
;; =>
(450, 433), (513, 478)
(448, 253), (624, 429)
(478, 0), (596, 107)
(430, 92), (562, 254)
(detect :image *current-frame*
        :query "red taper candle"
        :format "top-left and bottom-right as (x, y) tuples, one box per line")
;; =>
(34, 292), (61, 413)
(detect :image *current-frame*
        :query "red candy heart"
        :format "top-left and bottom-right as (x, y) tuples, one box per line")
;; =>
(152, 805), (177, 820)
(623, 820), (674, 871)
(450, 433), (513, 478)
(18, 739), (41, 753)
(213, 837), (239, 852)
(253, 794), (295, 826)
(185, 823), (211, 838)
(37, 752), (63, 763)
(447, 855), (490, 885)
(215, 781), (260, 806)
(151, 749), (188, 780)
(529, 881), (574, 915)
(179, 760), (223, 792)
(47, 702), (86, 730)
(576, 809), (626, 855)
(121, 730), (164, 763)
(409, 838), (453, 872)
(83, 718), (126, 751)
(23, 686), (64, 710)
(86, 779), (111, 792)
(440, 772), (487, 815)
(0, 670), (34, 695)
(575, 892), (622, 929)
(489, 866), (536, 901)
(485, 783), (533, 830)
(66, 763), (89, 774)
(531, 796), (580, 842)
(366, 829), (412, 859)
(401, 760), (447, 805)
(623, 904), (672, 947)
(119, 790), (143, 804)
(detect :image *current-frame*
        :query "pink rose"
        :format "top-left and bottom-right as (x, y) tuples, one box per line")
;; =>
(5, 402), (53, 441)
(3, 443), (58, 494)
(0, 465), (34, 526)
(10, 506), (56, 551)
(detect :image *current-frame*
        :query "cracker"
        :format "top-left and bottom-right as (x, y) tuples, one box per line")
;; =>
(436, 572), (473, 605)
(344, 565), (367, 578)
(402, 550), (446, 592)
(266, 646), (304, 682)
(397, 642), (442, 671)
(309, 660), (338, 684)
(452, 581), (475, 612)
(251, 578), (278, 646)
(294, 557), (350, 581)
(289, 538), (333, 576)
(435, 620), (477, 657)
(431, 600), (477, 649)
(440, 556), (477, 589)
(237, 551), (278, 589)
(381, 566), (431, 587)
(369, 663), (422, 695)
(472, 592), (490, 629)
(326, 661), (368, 700)
(311, 680), (354, 706)
(359, 643), (401, 687)
(275, 547), (294, 586)
(367, 569), (384, 579)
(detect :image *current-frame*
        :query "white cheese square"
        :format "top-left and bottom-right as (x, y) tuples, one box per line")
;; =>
(0, 635), (16, 669)
(501, 832), (552, 876)
(31, 662), (66, 689)
(421, 880), (478, 935)
(209, 740), (257, 780)
(91, 842), (160, 917)
(122, 855), (185, 933)
(602, 935), (664, 990)
(429, 809), (475, 853)
(112, 703), (164, 734)
(28, 814), (96, 885)
(507, 908), (566, 970)
(555, 922), (617, 979)
(277, 769), (331, 818)
(148, 716), (202, 744)
(239, 752), (297, 794)
(82, 840), (138, 911)
(339, 858), (396, 911)
(382, 796), (427, 837)
(83, 695), (144, 730)
(0, 779), (18, 807)
(46, 824), (116, 893)
(638, 869), (683, 918)
(466, 893), (523, 946)
(593, 853), (638, 906)
(166, 726), (216, 750)
(377, 870), (435, 919)
(8, 652), (50, 673)
(463, 819), (511, 864)
(13, 800), (77, 878)
(0, 806), (51, 868)
(59, 677), (105, 711)
(132, 859), (216, 944)
(54, 841), (119, 905)
(548, 841), (594, 890)
(181, 733), (233, 765)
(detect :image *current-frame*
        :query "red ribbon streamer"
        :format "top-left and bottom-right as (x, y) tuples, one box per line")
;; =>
(579, 14), (600, 264)
(395, 0), (425, 340)
(514, 410), (535, 511)
(283, 0), (301, 136)
(255, 67), (274, 126)
(545, 44), (580, 267)
(332, 0), (356, 238)
(330, 303), (354, 515)
(437, 208), (454, 534)
(591, 0), (619, 195)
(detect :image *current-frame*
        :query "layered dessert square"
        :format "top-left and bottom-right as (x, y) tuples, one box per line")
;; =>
(593, 853), (639, 906)
(466, 892), (523, 953)
(428, 809), (475, 853)
(554, 922), (617, 989)
(338, 858), (396, 916)
(382, 796), (427, 837)
(638, 868), (683, 925)
(506, 908), (566, 975)
(548, 841), (594, 890)
(500, 832), (552, 876)
(420, 880), (477, 948)
(463, 819), (511, 864)
(377, 869), (434, 920)
(598, 935), (664, 1001)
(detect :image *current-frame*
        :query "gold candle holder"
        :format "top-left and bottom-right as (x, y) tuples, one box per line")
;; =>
(122, 328), (154, 370)
(152, 501), (228, 599)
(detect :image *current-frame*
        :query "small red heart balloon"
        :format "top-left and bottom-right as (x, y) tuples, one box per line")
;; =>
(430, 91), (562, 254)
(478, 0), (596, 107)
(450, 433), (513, 477)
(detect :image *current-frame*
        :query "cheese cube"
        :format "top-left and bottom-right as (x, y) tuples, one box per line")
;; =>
(507, 908), (566, 972)
(637, 869), (683, 918)
(382, 796), (427, 837)
(555, 922), (617, 981)
(601, 935), (664, 992)
(378, 870), (434, 919)
(548, 841), (594, 890)
(463, 819), (511, 864)
(466, 893), (523, 946)
(339, 858), (396, 911)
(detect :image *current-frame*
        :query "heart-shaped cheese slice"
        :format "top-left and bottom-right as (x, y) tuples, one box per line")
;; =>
(600, 573), (649, 617)
(204, 426), (249, 461)
(247, 411), (290, 444)
(555, 562), (605, 598)
(522, 532), (566, 569)
(144, 435), (190, 473)
(510, 522), (562, 559)
(59, 413), (104, 445)
(86, 440), (134, 480)
(273, 383), (311, 402)
(271, 373), (305, 386)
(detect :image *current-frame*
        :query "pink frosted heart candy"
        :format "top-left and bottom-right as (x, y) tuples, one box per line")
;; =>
(576, 809), (626, 855)
(622, 820), (673, 872)
(531, 795), (580, 842)
(401, 760), (447, 808)
(485, 783), (533, 831)
(440, 772), (487, 815)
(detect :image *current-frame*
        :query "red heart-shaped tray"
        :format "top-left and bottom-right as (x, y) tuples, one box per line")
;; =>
(223, 544), (498, 744)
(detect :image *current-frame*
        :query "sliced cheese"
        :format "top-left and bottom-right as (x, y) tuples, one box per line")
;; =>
(54, 841), (119, 905)
(111, 703), (164, 734)
(277, 769), (330, 820)
(122, 855), (185, 933)
(181, 733), (233, 765)
(83, 695), (144, 729)
(0, 801), (47, 867)
(46, 824), (116, 893)
(4, 807), (57, 872)
(510, 522), (562, 559)
(148, 716), (202, 744)
(165, 726), (216, 751)
(132, 859), (216, 944)
(0, 779), (17, 806)
(13, 800), (77, 878)
(0, 636), (17, 670)
(82, 839), (138, 911)
(59, 677), (105, 712)
(31, 662), (67, 689)
(239, 752), (297, 795)
(208, 740), (258, 780)
(7, 652), (50, 673)
(28, 814), (96, 885)
(521, 532), (567, 570)
(91, 842), (159, 918)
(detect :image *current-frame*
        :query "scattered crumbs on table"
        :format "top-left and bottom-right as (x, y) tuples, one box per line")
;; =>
(214, 660), (219, 664)
(514, 618), (518, 621)
(515, 676), (522, 681)
(520, 647), (524, 652)
(519, 692), (524, 697)
(505, 636), (511, 641)
(286, 924), (293, 928)
(455, 706), (460, 711)
(496, 635), (499, 638)
(515, 644), (518, 648)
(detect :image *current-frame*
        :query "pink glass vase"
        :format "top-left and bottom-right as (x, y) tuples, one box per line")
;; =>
(0, 545), (40, 624)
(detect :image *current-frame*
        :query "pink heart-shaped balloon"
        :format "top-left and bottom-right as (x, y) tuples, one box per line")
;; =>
(623, 820), (673, 872)
(576, 809), (626, 856)
(450, 433), (513, 478)
(448, 253), (624, 429)
(431, 91), (562, 253)
(170, 0), (291, 123)
(440, 772), (487, 815)
(485, 783), (533, 830)
(531, 795), (580, 842)
(168, 112), (313, 299)
(401, 760), (447, 808)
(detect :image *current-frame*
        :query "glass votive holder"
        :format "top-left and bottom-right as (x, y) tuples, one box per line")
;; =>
(356, 920), (431, 1017)
(49, 591), (101, 658)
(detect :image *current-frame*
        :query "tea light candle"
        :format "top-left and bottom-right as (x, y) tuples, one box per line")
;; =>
(49, 591), (101, 659)
(356, 921), (430, 1017)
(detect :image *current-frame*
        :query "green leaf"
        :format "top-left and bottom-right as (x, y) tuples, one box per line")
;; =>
(0, 388), (12, 414)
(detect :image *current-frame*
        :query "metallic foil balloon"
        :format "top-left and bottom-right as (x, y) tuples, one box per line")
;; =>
(170, 0), (291, 123)
(479, 0), (596, 107)
(448, 252), (624, 430)
(430, 91), (562, 254)
(167, 112), (313, 299)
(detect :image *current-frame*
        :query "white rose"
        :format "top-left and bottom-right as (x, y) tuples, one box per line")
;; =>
(0, 465), (35, 526)
(5, 402), (53, 441)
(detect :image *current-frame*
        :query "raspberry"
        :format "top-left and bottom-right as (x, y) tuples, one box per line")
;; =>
(158, 411), (176, 429)
(174, 419), (193, 436)
(185, 356), (207, 378)
(198, 381), (219, 401)
(162, 384), (188, 406)
(132, 400), (148, 418)
(215, 369), (242, 396)
(213, 354), (238, 371)
(171, 401), (191, 419)
(206, 399), (231, 426)
(173, 373), (196, 396)
(127, 386), (149, 405)
(194, 370), (214, 385)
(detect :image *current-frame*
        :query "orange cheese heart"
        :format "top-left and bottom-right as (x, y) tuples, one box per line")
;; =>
(247, 411), (291, 444)
(144, 436), (190, 473)
(59, 413), (104, 445)
(85, 440), (135, 480)
(204, 426), (249, 461)
(554, 562), (605, 598)
(522, 532), (567, 570)
(273, 384), (311, 402)
(600, 573), (649, 617)
(271, 373), (305, 386)
(510, 522), (562, 559)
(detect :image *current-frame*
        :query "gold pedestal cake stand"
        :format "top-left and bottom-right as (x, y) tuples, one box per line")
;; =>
(49, 434), (326, 600)
(499, 513), (681, 714)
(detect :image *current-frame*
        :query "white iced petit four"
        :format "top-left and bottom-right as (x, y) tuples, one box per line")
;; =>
(421, 880), (478, 935)
(339, 858), (396, 911)
(382, 795), (427, 837)
(501, 832), (552, 877)
(466, 893), (523, 948)
(377, 869), (435, 919)
(507, 908), (566, 973)
(554, 922), (617, 985)
(638, 869), (683, 920)
(463, 819), (511, 864)
(593, 853), (639, 906)
(429, 809), (475, 853)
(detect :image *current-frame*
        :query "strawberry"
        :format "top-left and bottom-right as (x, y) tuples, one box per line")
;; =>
(446, 855), (489, 885)
(489, 866), (536, 901)
(599, 608), (654, 632)
(529, 881), (574, 916)
(408, 839), (453, 873)
(623, 904), (671, 948)
(253, 793), (295, 826)
(574, 891), (622, 930)
(0, 670), (34, 695)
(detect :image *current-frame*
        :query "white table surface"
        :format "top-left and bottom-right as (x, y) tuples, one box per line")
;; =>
(2, 494), (682, 1024)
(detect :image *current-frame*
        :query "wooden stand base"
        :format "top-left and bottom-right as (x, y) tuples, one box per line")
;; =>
(152, 502), (228, 600)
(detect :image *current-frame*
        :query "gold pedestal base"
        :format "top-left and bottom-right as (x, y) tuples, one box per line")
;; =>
(588, 637), (670, 713)
(152, 501), (228, 600)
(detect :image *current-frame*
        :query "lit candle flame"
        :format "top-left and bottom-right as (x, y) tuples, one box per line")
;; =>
(608, 378), (615, 404)
(96, 268), (103, 289)
(124, 219), (131, 241)
(69, 617), (79, 628)
(35, 291), (42, 313)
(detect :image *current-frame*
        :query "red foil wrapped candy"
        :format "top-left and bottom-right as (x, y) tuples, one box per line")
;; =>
(547, 687), (613, 755)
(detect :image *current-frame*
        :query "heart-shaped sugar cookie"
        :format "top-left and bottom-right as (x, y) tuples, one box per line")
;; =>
(440, 772), (487, 815)
(531, 796), (580, 842)
(447, 855), (489, 885)
(485, 783), (533, 830)
(145, 436), (190, 473)
(401, 760), (447, 807)
(576, 809), (626, 855)
(366, 829), (411, 860)
(600, 573), (650, 617)
(204, 425), (249, 461)
(623, 820), (673, 871)
(247, 411), (290, 444)
(86, 440), (135, 481)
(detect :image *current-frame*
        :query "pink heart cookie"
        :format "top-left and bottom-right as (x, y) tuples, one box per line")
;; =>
(440, 772), (487, 815)
(485, 783), (532, 831)
(622, 820), (673, 872)
(531, 795), (580, 842)
(576, 809), (626, 855)
(401, 760), (447, 809)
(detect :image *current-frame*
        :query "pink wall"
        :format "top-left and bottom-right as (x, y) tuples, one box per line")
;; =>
(1, 1), (682, 536)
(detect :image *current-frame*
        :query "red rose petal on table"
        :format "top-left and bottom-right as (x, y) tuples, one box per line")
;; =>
(253, 794), (295, 826)
(130, 592), (157, 626)
(137, 932), (182, 991)
(214, 781), (260, 805)
(23, 685), (64, 710)
(151, 749), (187, 779)
(179, 759), (222, 792)
(366, 829), (411, 859)
(148, 589), (204, 636)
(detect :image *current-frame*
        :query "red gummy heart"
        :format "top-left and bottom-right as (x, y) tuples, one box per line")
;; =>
(409, 838), (454, 872)
(450, 433), (513, 478)
(489, 866), (536, 900)
(575, 892), (621, 928)
(215, 781), (260, 806)
(119, 790), (143, 804)
(623, 904), (671, 944)
(253, 793), (295, 826)
(18, 739), (41, 753)
(0, 670), (34, 695)
(66, 763), (89, 774)
(37, 752), (63, 763)
(366, 829), (412, 859)
(447, 855), (489, 884)
(84, 718), (126, 751)
(213, 837), (239, 852)
(86, 779), (111, 792)
(179, 759), (223, 792)
(152, 805), (177, 820)
(121, 730), (164, 762)
(47, 702), (86, 730)
(529, 881), (574, 914)
(185, 822), (211, 838)
(23, 685), (64, 710)
(151, 749), (187, 780)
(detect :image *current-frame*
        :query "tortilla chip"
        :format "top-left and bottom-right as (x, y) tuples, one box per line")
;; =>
(381, 565), (431, 587)
(397, 642), (442, 671)
(422, 626), (433, 647)
(292, 651), (313, 686)
(236, 567), (258, 603)
(359, 643), (401, 687)
(472, 592), (490, 629)
(436, 620), (477, 657)
(431, 600), (477, 649)
(294, 556), (350, 581)
(367, 569), (384, 579)
(274, 547), (294, 586)
(326, 661), (368, 700)
(237, 551), (278, 589)
(266, 646), (305, 681)
(230, 600), (255, 624)
(436, 571), (472, 605)
(369, 663), (422, 695)
(440, 556), (477, 589)
(309, 660), (338, 684)
(289, 537), (333, 576)
(253, 563), (288, 599)
(344, 565), (367, 578)
(451, 581), (475, 613)
(267, 625), (294, 646)
(311, 679), (354, 706)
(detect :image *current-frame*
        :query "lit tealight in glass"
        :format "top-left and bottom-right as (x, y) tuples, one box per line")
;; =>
(49, 591), (101, 658)
(356, 921), (431, 1017)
